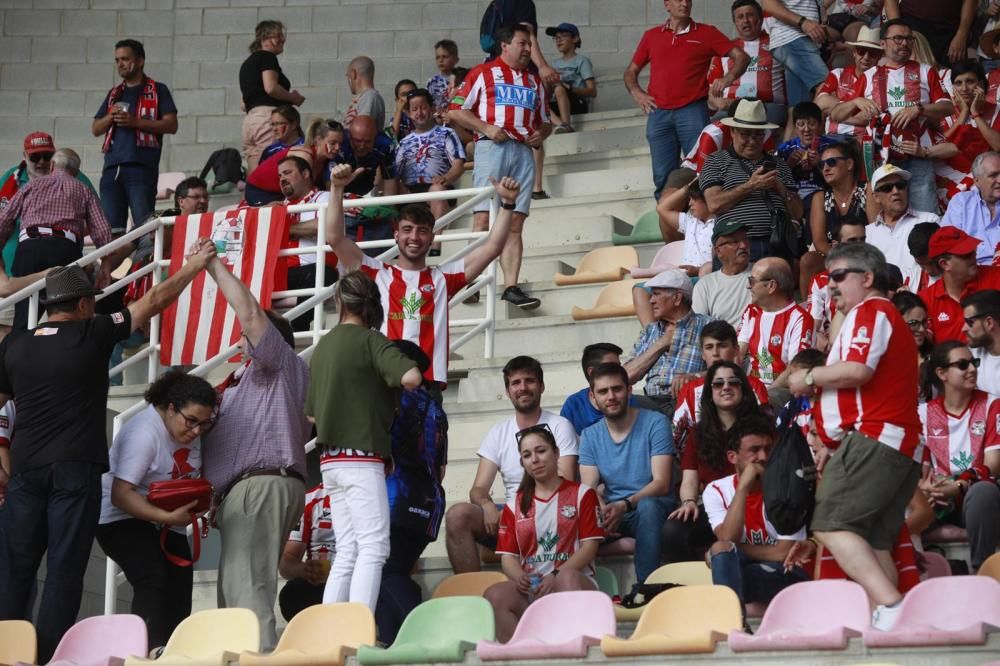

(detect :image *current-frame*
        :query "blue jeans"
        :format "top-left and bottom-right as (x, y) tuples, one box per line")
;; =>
(617, 495), (676, 584)
(710, 546), (810, 611)
(100, 163), (158, 233)
(772, 37), (829, 106)
(0, 461), (103, 662)
(646, 102), (710, 200)
(897, 157), (939, 214)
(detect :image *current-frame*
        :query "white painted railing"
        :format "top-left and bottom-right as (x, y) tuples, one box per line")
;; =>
(0, 185), (499, 614)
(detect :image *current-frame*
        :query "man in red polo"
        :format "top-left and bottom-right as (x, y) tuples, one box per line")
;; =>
(624, 0), (749, 201)
(919, 227), (1000, 343)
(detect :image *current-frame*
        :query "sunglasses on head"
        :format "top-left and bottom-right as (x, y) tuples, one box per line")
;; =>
(28, 152), (54, 163)
(514, 422), (552, 444)
(829, 267), (867, 283)
(710, 377), (742, 389)
(875, 181), (908, 193)
(945, 357), (980, 371)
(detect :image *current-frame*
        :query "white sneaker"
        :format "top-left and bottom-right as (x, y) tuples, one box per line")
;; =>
(871, 602), (902, 631)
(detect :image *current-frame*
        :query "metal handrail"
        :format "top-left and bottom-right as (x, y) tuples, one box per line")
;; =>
(98, 186), (499, 613)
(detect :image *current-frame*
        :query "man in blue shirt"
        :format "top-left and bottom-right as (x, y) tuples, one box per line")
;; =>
(940, 151), (1000, 266)
(560, 342), (637, 435)
(579, 362), (676, 586)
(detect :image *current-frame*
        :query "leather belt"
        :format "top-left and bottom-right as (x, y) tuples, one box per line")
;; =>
(222, 466), (304, 500)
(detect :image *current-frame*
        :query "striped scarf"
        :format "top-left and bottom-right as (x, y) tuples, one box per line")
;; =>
(102, 77), (160, 152)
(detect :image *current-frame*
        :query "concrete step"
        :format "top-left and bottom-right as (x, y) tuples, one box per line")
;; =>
(544, 124), (649, 159)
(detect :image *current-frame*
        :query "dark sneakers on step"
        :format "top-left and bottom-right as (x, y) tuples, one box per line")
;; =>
(502, 286), (541, 310)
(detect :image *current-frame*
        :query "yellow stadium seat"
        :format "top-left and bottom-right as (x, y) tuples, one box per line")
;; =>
(240, 603), (375, 666)
(570, 279), (640, 321)
(0, 619), (36, 666)
(125, 608), (258, 666)
(432, 571), (508, 599)
(601, 585), (742, 656)
(613, 561), (713, 622)
(979, 552), (1000, 583)
(553, 246), (638, 286)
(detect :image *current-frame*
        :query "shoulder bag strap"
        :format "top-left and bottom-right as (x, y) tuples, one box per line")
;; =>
(160, 514), (202, 568)
(729, 146), (778, 214)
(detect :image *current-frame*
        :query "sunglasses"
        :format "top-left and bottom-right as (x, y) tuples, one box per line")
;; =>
(710, 377), (742, 389)
(514, 422), (552, 444)
(856, 47), (881, 58)
(964, 313), (991, 327)
(875, 181), (908, 193)
(945, 357), (980, 371)
(820, 156), (849, 168)
(829, 267), (867, 283)
(28, 152), (54, 163)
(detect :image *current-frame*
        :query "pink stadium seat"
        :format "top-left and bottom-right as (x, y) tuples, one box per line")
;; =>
(476, 590), (616, 661)
(863, 576), (1000, 647)
(45, 614), (147, 666)
(156, 172), (186, 200)
(629, 241), (686, 278)
(597, 538), (635, 557)
(728, 580), (869, 652)
(922, 551), (952, 579)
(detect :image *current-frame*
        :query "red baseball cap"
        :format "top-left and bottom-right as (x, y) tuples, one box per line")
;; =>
(23, 132), (54, 156)
(928, 226), (982, 259)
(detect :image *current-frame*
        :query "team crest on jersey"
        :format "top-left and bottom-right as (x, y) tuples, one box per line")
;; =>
(560, 505), (576, 519)
(906, 71), (920, 82)
(770, 334), (782, 346)
(937, 312), (950, 322)
(538, 529), (559, 551)
(971, 420), (986, 437)
(494, 83), (537, 110)
(211, 210), (246, 268)
(420, 284), (435, 293)
(850, 326), (871, 354)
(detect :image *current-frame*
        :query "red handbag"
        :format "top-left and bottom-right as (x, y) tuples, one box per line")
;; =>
(147, 478), (213, 567)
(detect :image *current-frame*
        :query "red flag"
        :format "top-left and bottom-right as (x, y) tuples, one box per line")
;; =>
(160, 207), (287, 366)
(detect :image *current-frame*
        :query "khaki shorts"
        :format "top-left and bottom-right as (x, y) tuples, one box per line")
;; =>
(242, 105), (276, 171)
(811, 430), (921, 551)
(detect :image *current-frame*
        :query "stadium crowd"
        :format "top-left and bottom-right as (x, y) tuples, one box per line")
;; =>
(1, 0), (1000, 659)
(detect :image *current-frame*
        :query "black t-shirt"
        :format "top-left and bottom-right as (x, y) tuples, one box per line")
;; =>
(0, 310), (132, 474)
(240, 50), (290, 111)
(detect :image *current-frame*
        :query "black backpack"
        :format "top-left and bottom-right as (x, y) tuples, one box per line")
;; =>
(763, 399), (817, 535)
(199, 148), (244, 186)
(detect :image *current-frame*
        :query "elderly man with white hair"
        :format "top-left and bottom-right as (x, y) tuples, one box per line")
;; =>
(0, 148), (117, 328)
(940, 151), (1000, 265)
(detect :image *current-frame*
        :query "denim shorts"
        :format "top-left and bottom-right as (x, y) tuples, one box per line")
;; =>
(472, 139), (535, 215)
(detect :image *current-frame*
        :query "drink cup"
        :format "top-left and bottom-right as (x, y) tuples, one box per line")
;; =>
(115, 102), (130, 114)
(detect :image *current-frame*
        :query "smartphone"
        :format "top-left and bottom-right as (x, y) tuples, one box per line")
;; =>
(762, 159), (777, 173)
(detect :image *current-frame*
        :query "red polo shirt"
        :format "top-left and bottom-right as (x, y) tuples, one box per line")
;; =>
(918, 266), (1000, 343)
(632, 20), (735, 110)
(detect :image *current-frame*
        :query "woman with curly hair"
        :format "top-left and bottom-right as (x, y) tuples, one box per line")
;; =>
(662, 360), (765, 562)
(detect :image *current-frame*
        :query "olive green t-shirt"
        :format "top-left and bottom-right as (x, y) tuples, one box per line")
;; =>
(306, 323), (416, 459)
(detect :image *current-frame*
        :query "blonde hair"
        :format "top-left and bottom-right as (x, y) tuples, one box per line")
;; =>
(250, 20), (284, 52)
(335, 270), (384, 330)
(910, 31), (938, 68)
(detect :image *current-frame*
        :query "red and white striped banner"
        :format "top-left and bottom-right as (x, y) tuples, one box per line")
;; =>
(160, 206), (287, 366)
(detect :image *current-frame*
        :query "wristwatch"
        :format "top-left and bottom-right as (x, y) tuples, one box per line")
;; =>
(501, 201), (516, 210)
(797, 16), (807, 28)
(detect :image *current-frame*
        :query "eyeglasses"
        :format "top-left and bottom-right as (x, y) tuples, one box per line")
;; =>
(747, 275), (773, 287)
(856, 47), (882, 58)
(820, 156), (849, 168)
(710, 377), (743, 389)
(945, 357), (980, 371)
(886, 35), (916, 45)
(28, 152), (54, 163)
(906, 318), (928, 330)
(875, 181), (908, 193)
(829, 267), (867, 283)
(174, 405), (217, 432)
(715, 236), (749, 249)
(964, 313), (991, 327)
(514, 423), (552, 443)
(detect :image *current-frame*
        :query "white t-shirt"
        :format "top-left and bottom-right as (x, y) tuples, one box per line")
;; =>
(972, 347), (1000, 395)
(99, 404), (203, 532)
(692, 268), (752, 328)
(676, 213), (715, 268)
(476, 410), (579, 502)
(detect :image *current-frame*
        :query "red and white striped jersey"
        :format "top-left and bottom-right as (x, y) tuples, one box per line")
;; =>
(703, 474), (807, 544)
(359, 254), (467, 385)
(807, 271), (836, 334)
(817, 67), (867, 139)
(919, 391), (1000, 477)
(706, 35), (785, 104)
(672, 375), (770, 431)
(849, 62), (949, 130)
(901, 265), (938, 292)
(288, 484), (336, 561)
(681, 121), (778, 172)
(738, 302), (814, 386)
(452, 58), (549, 143)
(496, 479), (603, 579)
(813, 296), (923, 458)
(283, 189), (333, 268)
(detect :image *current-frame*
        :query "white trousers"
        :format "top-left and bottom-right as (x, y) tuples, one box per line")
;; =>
(321, 463), (390, 612)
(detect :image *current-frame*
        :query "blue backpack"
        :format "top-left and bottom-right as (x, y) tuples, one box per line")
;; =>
(479, 1), (504, 54)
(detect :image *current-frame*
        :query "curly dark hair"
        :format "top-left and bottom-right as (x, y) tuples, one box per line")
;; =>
(695, 361), (760, 473)
(144, 369), (217, 411)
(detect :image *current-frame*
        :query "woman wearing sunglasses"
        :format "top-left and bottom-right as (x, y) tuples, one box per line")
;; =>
(664, 361), (764, 563)
(305, 118), (344, 190)
(486, 424), (603, 643)
(96, 369), (217, 652)
(918, 341), (1000, 572)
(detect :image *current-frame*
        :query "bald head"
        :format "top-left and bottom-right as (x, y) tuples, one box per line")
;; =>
(347, 56), (374, 92)
(748, 257), (795, 308)
(760, 257), (795, 297)
(349, 116), (377, 157)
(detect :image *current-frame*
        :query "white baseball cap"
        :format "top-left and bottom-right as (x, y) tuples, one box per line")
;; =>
(870, 163), (912, 191)
(645, 268), (693, 296)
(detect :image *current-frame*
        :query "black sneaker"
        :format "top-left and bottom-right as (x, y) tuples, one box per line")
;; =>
(531, 190), (550, 200)
(502, 286), (541, 310)
(463, 291), (480, 305)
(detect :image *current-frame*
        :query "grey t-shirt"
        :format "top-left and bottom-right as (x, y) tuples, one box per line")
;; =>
(345, 88), (386, 132)
(693, 267), (752, 328)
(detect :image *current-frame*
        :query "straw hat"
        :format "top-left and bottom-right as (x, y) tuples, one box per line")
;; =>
(720, 99), (779, 130)
(846, 26), (883, 50)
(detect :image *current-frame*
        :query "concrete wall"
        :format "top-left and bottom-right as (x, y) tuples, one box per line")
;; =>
(0, 0), (732, 184)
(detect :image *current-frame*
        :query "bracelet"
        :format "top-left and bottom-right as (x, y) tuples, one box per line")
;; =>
(501, 201), (516, 211)
(681, 499), (696, 505)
